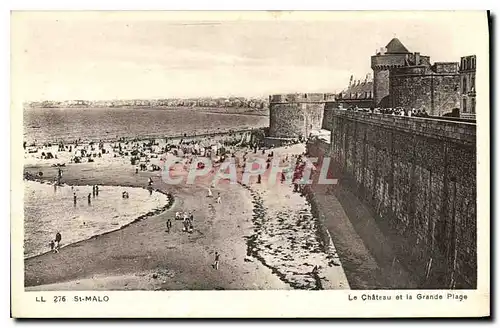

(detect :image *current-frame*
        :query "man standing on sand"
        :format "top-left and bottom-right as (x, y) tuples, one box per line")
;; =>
(216, 192), (221, 204)
(88, 193), (92, 205)
(166, 217), (172, 233)
(73, 193), (77, 206)
(95, 185), (99, 197)
(54, 231), (62, 253)
(213, 252), (220, 270)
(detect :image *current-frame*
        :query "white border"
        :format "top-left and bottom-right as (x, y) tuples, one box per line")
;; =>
(3, 1), (497, 324)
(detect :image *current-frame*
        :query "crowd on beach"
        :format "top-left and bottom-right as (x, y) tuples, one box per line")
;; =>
(25, 131), (314, 274)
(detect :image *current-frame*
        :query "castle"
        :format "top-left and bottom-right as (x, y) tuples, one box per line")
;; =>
(267, 93), (326, 144)
(332, 38), (476, 117)
(267, 38), (476, 141)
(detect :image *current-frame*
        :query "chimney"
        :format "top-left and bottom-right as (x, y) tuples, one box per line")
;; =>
(415, 52), (420, 65)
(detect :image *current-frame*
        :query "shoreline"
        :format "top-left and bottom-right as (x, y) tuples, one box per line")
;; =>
(23, 143), (350, 290)
(23, 176), (175, 261)
(23, 160), (291, 290)
(24, 126), (266, 146)
(25, 106), (269, 116)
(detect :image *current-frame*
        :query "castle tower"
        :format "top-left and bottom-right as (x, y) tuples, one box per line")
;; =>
(268, 93), (326, 140)
(371, 38), (411, 107)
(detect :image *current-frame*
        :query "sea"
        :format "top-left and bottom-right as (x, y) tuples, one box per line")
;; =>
(24, 180), (170, 258)
(23, 107), (267, 259)
(23, 107), (269, 144)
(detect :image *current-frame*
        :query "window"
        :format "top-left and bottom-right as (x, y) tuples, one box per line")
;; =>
(471, 76), (475, 92)
(462, 77), (467, 94)
(463, 98), (467, 113)
(471, 98), (476, 114)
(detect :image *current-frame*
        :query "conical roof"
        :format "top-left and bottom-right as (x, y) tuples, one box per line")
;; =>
(385, 38), (410, 54)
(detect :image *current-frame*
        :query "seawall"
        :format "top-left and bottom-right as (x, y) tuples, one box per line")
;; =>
(314, 109), (476, 289)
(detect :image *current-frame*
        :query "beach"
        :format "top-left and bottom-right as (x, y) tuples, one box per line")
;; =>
(23, 135), (349, 291)
(24, 180), (171, 258)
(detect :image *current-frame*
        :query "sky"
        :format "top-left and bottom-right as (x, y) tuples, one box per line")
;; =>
(11, 11), (488, 102)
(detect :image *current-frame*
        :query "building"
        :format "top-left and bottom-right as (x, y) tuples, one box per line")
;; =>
(371, 38), (431, 107)
(329, 75), (374, 109)
(268, 93), (326, 140)
(368, 37), (466, 116)
(389, 61), (461, 116)
(459, 55), (477, 119)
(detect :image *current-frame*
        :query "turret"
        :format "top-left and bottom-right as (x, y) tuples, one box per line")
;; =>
(371, 38), (411, 107)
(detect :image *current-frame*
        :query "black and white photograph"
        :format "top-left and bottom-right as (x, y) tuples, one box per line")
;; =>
(10, 10), (490, 318)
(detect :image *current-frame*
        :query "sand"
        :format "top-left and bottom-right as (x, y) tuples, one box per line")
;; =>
(24, 180), (171, 258)
(23, 160), (289, 290)
(23, 141), (351, 290)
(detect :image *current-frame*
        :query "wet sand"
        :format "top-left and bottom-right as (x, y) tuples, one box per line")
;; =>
(23, 141), (352, 290)
(24, 162), (292, 290)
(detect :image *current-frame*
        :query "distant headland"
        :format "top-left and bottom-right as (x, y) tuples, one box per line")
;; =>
(24, 96), (270, 112)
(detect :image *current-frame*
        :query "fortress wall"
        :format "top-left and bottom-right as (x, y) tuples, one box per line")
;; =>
(268, 94), (326, 139)
(269, 103), (306, 138)
(390, 73), (461, 116)
(323, 109), (476, 288)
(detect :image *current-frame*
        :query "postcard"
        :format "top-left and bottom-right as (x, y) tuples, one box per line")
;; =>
(10, 10), (490, 318)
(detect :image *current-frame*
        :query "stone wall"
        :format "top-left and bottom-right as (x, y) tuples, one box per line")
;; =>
(371, 53), (408, 68)
(372, 69), (390, 107)
(371, 53), (409, 107)
(268, 93), (325, 138)
(269, 103), (306, 138)
(390, 69), (461, 116)
(323, 109), (476, 289)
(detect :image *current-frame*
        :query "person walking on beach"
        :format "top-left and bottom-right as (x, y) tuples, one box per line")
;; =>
(207, 186), (213, 197)
(166, 217), (172, 233)
(95, 185), (99, 197)
(73, 193), (77, 206)
(54, 232), (62, 253)
(49, 240), (55, 253)
(216, 192), (221, 204)
(92, 185), (96, 198)
(148, 177), (153, 186)
(87, 193), (92, 205)
(213, 252), (220, 270)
